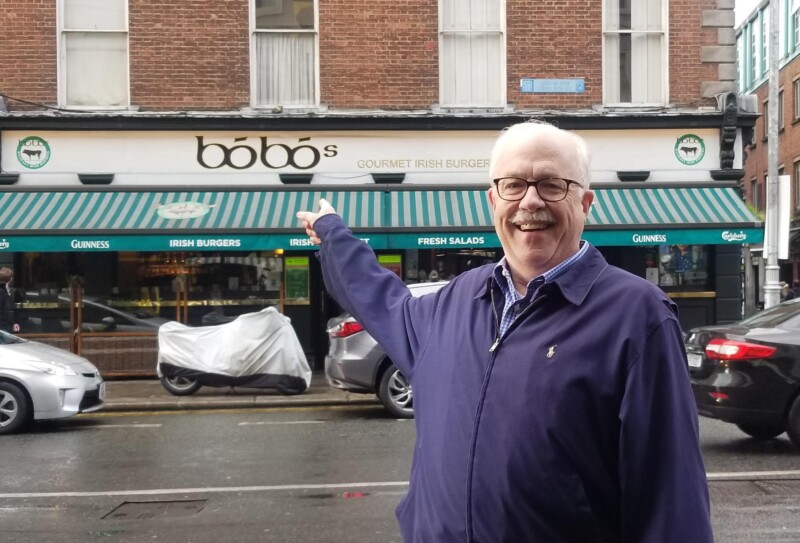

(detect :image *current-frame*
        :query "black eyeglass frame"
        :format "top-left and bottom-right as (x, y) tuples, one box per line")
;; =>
(492, 177), (581, 202)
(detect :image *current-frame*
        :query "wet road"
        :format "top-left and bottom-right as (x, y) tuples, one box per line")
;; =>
(0, 406), (798, 542)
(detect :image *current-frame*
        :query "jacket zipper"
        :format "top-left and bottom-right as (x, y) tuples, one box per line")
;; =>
(466, 286), (547, 542)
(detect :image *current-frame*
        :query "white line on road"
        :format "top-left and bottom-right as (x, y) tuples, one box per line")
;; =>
(0, 481), (410, 499)
(93, 424), (163, 428)
(707, 470), (800, 480)
(3, 471), (799, 500)
(237, 421), (325, 426)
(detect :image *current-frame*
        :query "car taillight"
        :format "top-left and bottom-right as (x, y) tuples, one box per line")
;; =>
(705, 338), (777, 361)
(330, 322), (364, 338)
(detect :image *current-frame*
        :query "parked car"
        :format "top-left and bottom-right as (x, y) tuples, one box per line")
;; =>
(324, 281), (449, 418)
(22, 294), (170, 334)
(684, 297), (800, 447)
(0, 330), (104, 435)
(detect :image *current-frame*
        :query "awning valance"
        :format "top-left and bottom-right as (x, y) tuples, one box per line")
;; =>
(0, 185), (763, 251)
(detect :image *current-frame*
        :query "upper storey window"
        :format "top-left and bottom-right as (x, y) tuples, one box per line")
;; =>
(603, 0), (666, 106)
(59, 0), (129, 108)
(439, 0), (505, 109)
(252, 0), (318, 108)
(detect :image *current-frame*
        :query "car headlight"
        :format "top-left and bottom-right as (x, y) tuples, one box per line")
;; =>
(28, 361), (79, 376)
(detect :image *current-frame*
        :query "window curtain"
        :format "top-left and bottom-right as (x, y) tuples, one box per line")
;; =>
(63, 0), (127, 107)
(255, 33), (315, 106)
(439, 0), (502, 107)
(65, 33), (128, 106)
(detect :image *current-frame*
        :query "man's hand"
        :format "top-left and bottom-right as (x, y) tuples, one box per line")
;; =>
(296, 199), (337, 245)
(12, 323), (19, 333)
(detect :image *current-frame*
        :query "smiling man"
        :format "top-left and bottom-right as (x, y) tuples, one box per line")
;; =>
(297, 121), (713, 543)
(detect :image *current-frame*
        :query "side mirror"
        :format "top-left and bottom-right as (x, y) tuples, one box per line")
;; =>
(101, 316), (117, 331)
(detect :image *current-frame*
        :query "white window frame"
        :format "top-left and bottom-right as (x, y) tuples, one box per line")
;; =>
(56, 0), (130, 109)
(794, 160), (800, 208)
(438, 0), (506, 109)
(249, 0), (320, 110)
(793, 78), (800, 121)
(752, 177), (761, 211)
(602, 0), (668, 106)
(750, 24), (758, 85)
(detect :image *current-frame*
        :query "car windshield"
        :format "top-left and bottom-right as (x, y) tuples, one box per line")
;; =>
(0, 330), (26, 345)
(738, 298), (800, 328)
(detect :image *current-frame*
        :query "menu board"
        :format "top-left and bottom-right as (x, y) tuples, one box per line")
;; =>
(378, 254), (402, 278)
(284, 256), (310, 305)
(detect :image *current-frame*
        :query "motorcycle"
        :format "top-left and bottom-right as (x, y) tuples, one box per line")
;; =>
(156, 307), (312, 396)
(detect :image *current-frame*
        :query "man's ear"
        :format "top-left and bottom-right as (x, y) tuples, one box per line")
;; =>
(580, 189), (594, 215)
(487, 187), (496, 208)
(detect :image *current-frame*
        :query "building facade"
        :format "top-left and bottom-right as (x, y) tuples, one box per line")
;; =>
(0, 0), (759, 373)
(736, 0), (800, 309)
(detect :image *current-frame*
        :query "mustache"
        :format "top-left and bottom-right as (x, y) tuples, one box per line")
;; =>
(510, 210), (554, 224)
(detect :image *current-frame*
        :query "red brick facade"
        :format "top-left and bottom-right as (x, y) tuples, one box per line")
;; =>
(0, 0), (722, 112)
(742, 53), (800, 217)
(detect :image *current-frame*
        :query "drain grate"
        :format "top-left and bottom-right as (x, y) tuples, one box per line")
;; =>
(102, 499), (207, 520)
(709, 479), (800, 498)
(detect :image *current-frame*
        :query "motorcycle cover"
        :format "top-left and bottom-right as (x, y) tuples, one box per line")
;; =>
(157, 307), (312, 394)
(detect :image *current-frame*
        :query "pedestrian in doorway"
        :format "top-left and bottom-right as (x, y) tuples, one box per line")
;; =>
(297, 120), (712, 542)
(0, 267), (20, 333)
(786, 280), (800, 301)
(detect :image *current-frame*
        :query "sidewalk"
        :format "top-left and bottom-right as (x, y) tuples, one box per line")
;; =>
(101, 371), (379, 413)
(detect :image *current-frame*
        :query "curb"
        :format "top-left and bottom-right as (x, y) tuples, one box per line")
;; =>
(100, 396), (381, 413)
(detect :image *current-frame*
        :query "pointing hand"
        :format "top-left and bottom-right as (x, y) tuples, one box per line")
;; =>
(296, 199), (337, 245)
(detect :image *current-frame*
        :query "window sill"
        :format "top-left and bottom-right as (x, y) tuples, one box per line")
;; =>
(243, 105), (329, 115)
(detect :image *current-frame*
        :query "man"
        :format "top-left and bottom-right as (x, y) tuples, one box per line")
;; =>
(298, 121), (713, 542)
(0, 267), (20, 333)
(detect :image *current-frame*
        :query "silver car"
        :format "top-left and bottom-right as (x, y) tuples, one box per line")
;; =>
(325, 281), (449, 418)
(0, 330), (104, 435)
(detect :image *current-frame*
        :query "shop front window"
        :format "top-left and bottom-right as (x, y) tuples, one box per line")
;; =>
(14, 250), (287, 333)
(653, 244), (709, 290)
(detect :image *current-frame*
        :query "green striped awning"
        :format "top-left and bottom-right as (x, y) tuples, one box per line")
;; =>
(0, 186), (763, 251)
(588, 187), (758, 228)
(0, 190), (383, 232)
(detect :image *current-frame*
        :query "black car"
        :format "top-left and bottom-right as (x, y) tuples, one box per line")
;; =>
(684, 298), (800, 447)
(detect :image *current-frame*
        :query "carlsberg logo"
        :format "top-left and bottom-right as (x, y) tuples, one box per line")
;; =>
(722, 231), (747, 242)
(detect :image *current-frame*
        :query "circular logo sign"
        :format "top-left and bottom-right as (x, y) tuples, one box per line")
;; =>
(674, 134), (705, 166)
(156, 202), (212, 220)
(16, 136), (51, 169)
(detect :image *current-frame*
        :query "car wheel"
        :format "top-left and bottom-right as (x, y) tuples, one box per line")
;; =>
(788, 396), (800, 449)
(735, 422), (785, 441)
(159, 376), (202, 396)
(378, 365), (414, 419)
(0, 382), (31, 435)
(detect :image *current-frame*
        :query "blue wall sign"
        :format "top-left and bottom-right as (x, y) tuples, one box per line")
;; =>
(520, 78), (585, 94)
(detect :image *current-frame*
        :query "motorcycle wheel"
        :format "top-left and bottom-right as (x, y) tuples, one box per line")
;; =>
(159, 375), (202, 396)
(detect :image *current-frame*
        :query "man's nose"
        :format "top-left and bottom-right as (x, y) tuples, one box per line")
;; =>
(518, 183), (546, 210)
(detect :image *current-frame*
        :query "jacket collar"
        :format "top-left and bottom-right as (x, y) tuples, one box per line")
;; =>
(474, 242), (608, 306)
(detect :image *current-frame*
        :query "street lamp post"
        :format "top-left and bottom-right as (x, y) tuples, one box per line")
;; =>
(764, 0), (781, 308)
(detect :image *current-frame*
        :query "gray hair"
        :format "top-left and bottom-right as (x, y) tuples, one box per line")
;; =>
(489, 120), (592, 188)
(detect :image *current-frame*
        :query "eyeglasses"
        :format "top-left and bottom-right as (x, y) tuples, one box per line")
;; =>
(492, 177), (580, 202)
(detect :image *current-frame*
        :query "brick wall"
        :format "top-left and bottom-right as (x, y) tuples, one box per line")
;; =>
(742, 53), (800, 214)
(0, 0), (722, 112)
(0, 0), (57, 108)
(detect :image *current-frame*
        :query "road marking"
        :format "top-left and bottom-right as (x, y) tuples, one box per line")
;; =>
(0, 481), (410, 499)
(707, 470), (800, 480)
(237, 421), (324, 426)
(92, 424), (162, 429)
(81, 404), (379, 418)
(3, 472), (800, 499)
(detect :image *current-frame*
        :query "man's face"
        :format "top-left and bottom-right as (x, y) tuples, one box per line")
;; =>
(488, 131), (593, 282)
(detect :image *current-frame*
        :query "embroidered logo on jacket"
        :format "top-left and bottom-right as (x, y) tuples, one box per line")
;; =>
(546, 345), (557, 359)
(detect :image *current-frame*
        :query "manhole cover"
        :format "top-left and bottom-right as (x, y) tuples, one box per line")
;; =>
(102, 499), (207, 520)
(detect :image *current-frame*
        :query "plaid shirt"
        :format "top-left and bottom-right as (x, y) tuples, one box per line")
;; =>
(492, 241), (589, 337)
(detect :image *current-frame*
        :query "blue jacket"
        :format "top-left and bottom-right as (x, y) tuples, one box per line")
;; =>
(316, 215), (713, 543)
